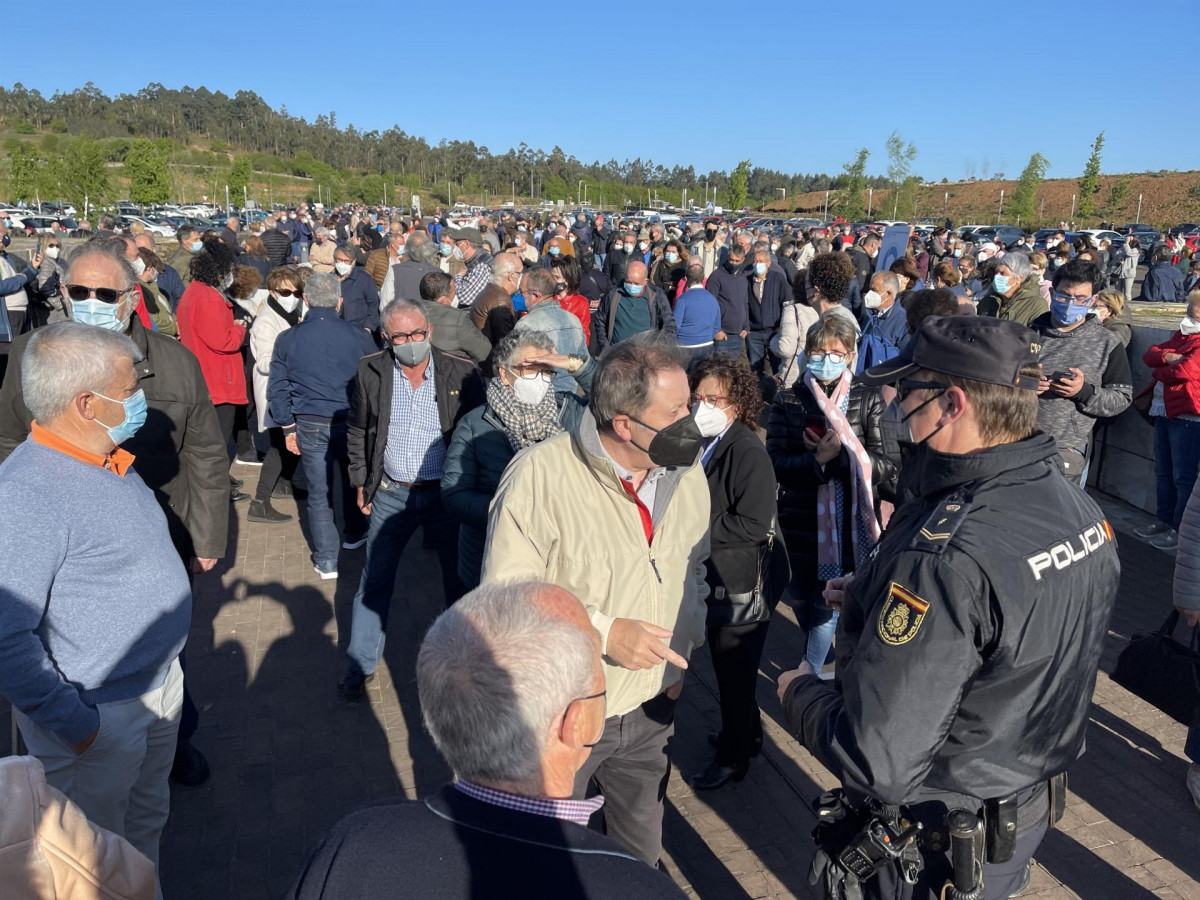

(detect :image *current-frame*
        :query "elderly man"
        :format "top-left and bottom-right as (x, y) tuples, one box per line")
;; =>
(857, 270), (909, 373)
(341, 300), (483, 697)
(419, 270), (491, 364)
(513, 267), (592, 394)
(470, 252), (521, 345)
(309, 226), (336, 273)
(291, 582), (686, 898)
(268, 273), (377, 578)
(219, 216), (240, 254)
(164, 225), (200, 286)
(261, 213), (293, 267)
(976, 251), (1048, 326)
(449, 227), (495, 311)
(333, 243), (381, 335)
(594, 261), (675, 352)
(704, 245), (751, 357)
(848, 231), (880, 293)
(0, 322), (192, 883)
(0, 239), (227, 785)
(591, 213), (612, 270)
(364, 230), (404, 288)
(746, 247), (788, 381)
(483, 339), (710, 867)
(604, 231), (639, 285)
(381, 232), (440, 306)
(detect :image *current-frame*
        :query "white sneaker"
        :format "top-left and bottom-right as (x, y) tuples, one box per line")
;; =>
(1135, 520), (1170, 538)
(313, 565), (338, 581)
(1150, 529), (1179, 550)
(1187, 765), (1200, 812)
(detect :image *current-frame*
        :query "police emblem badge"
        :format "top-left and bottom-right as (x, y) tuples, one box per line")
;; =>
(877, 582), (929, 646)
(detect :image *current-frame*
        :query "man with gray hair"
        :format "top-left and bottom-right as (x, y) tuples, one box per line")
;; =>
(513, 266), (591, 394)
(976, 250), (1047, 326)
(340, 299), (483, 696)
(268, 272), (378, 579)
(483, 338), (710, 867)
(291, 582), (685, 898)
(449, 226), (495, 311)
(471, 251), (521, 345)
(0, 321), (192, 887)
(380, 231), (439, 306)
(857, 270), (909, 373)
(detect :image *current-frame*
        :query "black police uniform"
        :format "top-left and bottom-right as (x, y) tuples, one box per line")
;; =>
(783, 429), (1120, 898)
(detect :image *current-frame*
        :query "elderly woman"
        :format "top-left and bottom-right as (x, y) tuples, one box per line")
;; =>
(1094, 287), (1132, 348)
(976, 251), (1047, 326)
(441, 329), (595, 590)
(247, 266), (307, 523)
(651, 239), (689, 300)
(176, 239), (247, 468)
(1136, 291), (1200, 549)
(687, 353), (788, 791)
(767, 315), (894, 671)
(308, 226), (336, 273)
(774, 269), (821, 389)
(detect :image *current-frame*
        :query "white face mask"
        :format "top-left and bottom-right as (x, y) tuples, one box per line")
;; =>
(275, 292), (302, 313)
(46, 246), (60, 259)
(692, 401), (730, 437)
(511, 370), (551, 405)
(130, 256), (146, 277)
(863, 290), (883, 309)
(1181, 316), (1200, 336)
(335, 261), (353, 276)
(639, 241), (649, 251)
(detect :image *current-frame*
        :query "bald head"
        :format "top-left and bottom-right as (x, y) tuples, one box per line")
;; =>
(625, 260), (647, 284)
(134, 233), (156, 251)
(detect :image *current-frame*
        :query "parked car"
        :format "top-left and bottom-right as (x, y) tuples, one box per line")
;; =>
(118, 215), (175, 237)
(969, 225), (1025, 247)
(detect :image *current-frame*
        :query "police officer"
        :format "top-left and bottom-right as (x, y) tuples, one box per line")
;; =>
(776, 316), (1121, 899)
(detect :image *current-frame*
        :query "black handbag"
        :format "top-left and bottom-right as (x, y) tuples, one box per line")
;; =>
(712, 516), (789, 627)
(1111, 611), (1200, 725)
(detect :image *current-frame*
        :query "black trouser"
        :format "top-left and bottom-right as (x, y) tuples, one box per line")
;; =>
(253, 426), (297, 503)
(214, 402), (240, 463)
(708, 620), (771, 766)
(0, 309), (27, 387)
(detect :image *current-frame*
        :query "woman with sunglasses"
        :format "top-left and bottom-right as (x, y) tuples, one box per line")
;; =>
(31, 235), (69, 326)
(686, 353), (788, 790)
(767, 314), (895, 673)
(442, 329), (593, 592)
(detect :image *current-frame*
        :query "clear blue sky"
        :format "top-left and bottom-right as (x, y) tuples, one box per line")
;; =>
(8, 3), (1198, 181)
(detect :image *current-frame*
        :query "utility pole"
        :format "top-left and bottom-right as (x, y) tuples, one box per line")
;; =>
(867, 187), (872, 217)
(578, 179), (583, 202)
(1136, 194), (1143, 223)
(512, 181), (515, 205)
(997, 189), (1004, 222)
(824, 191), (829, 219)
(225, 184), (230, 215)
(893, 190), (899, 220)
(1069, 193), (1076, 224)
(1039, 196), (1045, 220)
(530, 170), (534, 200)
(943, 191), (948, 218)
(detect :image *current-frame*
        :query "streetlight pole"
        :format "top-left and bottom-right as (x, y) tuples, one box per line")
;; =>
(578, 179), (583, 203)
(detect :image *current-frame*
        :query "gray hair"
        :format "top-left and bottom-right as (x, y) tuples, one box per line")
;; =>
(407, 235), (439, 266)
(805, 314), (859, 356)
(872, 271), (902, 296)
(998, 250), (1031, 279)
(816, 239), (833, 254)
(591, 334), (684, 430)
(417, 582), (595, 785)
(314, 226), (329, 237)
(386, 233), (405, 250)
(490, 253), (522, 286)
(23, 322), (143, 422)
(494, 328), (555, 372)
(304, 272), (341, 308)
(382, 299), (428, 335)
(67, 240), (138, 292)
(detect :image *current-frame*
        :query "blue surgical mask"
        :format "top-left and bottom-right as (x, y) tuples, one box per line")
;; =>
(439, 243), (452, 256)
(992, 274), (1010, 294)
(624, 282), (645, 297)
(754, 262), (768, 276)
(189, 241), (203, 253)
(92, 388), (147, 445)
(71, 298), (129, 332)
(1050, 293), (1093, 327)
(548, 246), (561, 256)
(807, 355), (848, 382)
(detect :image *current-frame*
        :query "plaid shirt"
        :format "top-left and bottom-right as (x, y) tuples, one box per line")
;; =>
(383, 352), (446, 482)
(455, 779), (604, 828)
(452, 248), (494, 310)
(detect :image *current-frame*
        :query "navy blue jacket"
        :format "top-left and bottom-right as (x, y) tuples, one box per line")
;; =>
(705, 261), (751, 334)
(856, 303), (910, 373)
(267, 307), (377, 425)
(747, 269), (789, 332)
(156, 264), (186, 311)
(338, 267), (381, 333)
(1140, 262), (1187, 304)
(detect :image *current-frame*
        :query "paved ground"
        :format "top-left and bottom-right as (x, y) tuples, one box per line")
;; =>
(3, 463), (1199, 899)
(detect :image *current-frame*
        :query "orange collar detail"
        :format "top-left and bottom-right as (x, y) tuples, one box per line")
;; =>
(30, 421), (136, 477)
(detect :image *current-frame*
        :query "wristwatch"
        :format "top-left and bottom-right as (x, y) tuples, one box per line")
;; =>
(565, 355), (583, 374)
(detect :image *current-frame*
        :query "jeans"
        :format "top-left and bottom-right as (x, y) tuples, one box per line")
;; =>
(1153, 417), (1200, 529)
(595, 252), (607, 271)
(799, 578), (838, 669)
(15, 658), (183, 881)
(713, 333), (745, 359)
(295, 417), (364, 570)
(345, 478), (463, 676)
(679, 344), (714, 370)
(746, 330), (779, 377)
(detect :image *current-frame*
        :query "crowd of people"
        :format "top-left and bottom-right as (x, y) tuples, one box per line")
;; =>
(0, 198), (1194, 900)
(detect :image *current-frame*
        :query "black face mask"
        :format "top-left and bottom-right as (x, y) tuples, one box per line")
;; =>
(0, 234), (9, 248)
(705, 230), (717, 241)
(628, 415), (703, 468)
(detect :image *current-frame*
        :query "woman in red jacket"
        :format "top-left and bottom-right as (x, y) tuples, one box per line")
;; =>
(1138, 291), (1200, 549)
(549, 256), (591, 343)
(176, 239), (248, 463)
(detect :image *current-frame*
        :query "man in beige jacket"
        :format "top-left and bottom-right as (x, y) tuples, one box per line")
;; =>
(482, 336), (710, 867)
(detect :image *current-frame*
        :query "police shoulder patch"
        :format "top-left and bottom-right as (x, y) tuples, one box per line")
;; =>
(877, 582), (930, 646)
(910, 492), (972, 554)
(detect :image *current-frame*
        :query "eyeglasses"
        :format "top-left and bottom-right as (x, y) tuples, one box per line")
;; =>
(690, 393), (730, 408)
(896, 379), (949, 402)
(570, 690), (608, 748)
(65, 284), (131, 304)
(388, 329), (428, 344)
(273, 288), (300, 298)
(1052, 291), (1094, 305)
(807, 351), (847, 364)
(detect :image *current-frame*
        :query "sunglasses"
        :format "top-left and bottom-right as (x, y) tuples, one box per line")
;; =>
(274, 288), (300, 298)
(65, 284), (131, 304)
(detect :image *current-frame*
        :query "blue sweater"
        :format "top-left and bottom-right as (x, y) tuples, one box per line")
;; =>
(674, 287), (722, 346)
(268, 307), (378, 424)
(0, 438), (192, 743)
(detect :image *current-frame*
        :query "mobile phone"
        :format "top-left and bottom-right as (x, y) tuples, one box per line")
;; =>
(1049, 370), (1073, 383)
(805, 415), (828, 438)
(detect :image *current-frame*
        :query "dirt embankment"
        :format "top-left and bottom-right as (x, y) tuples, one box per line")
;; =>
(766, 172), (1200, 230)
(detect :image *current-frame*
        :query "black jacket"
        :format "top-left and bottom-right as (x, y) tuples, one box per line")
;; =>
(705, 261), (751, 334)
(580, 267), (611, 305)
(290, 786), (686, 899)
(591, 224), (612, 257)
(703, 421), (789, 626)
(0, 318), (229, 561)
(747, 269), (789, 333)
(782, 434), (1120, 809)
(766, 380), (895, 583)
(604, 246), (637, 284)
(594, 283), (676, 351)
(347, 347), (483, 503)
(261, 227), (292, 266)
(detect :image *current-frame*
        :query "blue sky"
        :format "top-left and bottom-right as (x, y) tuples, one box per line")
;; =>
(9, 3), (1198, 181)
